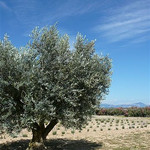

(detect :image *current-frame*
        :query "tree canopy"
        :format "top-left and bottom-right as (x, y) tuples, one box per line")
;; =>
(0, 25), (112, 149)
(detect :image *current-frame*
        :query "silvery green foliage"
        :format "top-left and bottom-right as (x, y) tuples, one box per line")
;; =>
(0, 35), (23, 134)
(0, 26), (112, 134)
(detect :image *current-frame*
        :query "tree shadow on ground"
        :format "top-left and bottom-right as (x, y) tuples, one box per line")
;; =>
(0, 138), (102, 150)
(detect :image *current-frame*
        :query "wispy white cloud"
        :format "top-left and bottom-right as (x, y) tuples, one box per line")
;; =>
(0, 1), (11, 11)
(52, 0), (98, 17)
(6, 0), (101, 38)
(41, 0), (98, 27)
(94, 0), (150, 43)
(11, 0), (100, 28)
(131, 35), (150, 44)
(12, 0), (40, 27)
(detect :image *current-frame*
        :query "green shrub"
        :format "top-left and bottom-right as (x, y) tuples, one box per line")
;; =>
(22, 134), (28, 137)
(12, 135), (17, 138)
(53, 131), (57, 135)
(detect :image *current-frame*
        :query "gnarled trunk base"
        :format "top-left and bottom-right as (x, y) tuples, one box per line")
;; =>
(26, 119), (57, 150)
(26, 141), (47, 150)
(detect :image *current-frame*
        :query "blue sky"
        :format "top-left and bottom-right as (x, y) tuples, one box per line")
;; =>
(0, 0), (149, 105)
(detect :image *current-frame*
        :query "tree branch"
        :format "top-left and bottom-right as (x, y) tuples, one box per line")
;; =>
(42, 119), (58, 140)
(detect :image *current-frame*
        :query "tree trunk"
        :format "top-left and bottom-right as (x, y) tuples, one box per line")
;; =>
(26, 128), (46, 150)
(26, 119), (58, 150)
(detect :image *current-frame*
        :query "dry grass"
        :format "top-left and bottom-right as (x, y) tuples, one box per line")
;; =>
(0, 115), (150, 150)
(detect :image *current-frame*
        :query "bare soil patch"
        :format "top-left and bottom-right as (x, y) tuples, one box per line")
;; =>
(0, 115), (150, 150)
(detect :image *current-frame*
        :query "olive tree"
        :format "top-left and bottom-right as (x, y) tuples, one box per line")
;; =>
(0, 26), (112, 149)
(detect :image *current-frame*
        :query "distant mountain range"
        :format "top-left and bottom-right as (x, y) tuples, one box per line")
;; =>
(100, 102), (149, 108)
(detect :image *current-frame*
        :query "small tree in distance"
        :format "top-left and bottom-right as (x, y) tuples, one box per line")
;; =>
(0, 25), (112, 150)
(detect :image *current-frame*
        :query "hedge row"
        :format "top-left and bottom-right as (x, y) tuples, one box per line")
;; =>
(96, 107), (150, 117)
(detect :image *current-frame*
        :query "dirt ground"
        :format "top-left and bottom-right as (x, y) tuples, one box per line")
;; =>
(0, 115), (150, 150)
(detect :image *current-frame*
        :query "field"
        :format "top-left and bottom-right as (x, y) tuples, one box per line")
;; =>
(0, 115), (150, 150)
